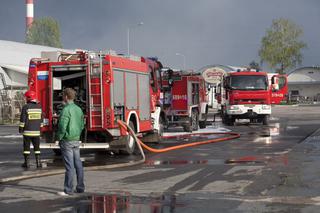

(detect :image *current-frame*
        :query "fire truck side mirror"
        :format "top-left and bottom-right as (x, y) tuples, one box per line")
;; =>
(168, 79), (174, 87)
(207, 84), (212, 91)
(168, 69), (174, 87)
(223, 77), (231, 89)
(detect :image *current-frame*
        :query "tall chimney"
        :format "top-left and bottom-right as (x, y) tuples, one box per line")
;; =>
(26, 0), (34, 34)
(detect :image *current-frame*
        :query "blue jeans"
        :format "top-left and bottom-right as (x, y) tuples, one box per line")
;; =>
(59, 140), (85, 194)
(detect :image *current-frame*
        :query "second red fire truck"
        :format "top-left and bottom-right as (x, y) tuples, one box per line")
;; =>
(160, 69), (208, 132)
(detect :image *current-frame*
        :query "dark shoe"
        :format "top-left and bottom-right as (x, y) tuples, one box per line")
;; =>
(21, 155), (30, 168)
(35, 155), (42, 168)
(21, 162), (30, 168)
(74, 189), (85, 193)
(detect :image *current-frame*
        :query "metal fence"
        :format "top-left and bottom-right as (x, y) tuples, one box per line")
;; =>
(0, 89), (25, 124)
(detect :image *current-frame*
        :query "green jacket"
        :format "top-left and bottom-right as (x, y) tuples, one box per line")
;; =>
(56, 102), (84, 141)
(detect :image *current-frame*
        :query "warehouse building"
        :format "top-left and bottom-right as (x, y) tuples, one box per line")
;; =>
(287, 66), (320, 102)
(0, 39), (71, 89)
(0, 39), (72, 122)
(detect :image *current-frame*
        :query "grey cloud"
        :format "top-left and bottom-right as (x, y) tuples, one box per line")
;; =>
(0, 0), (319, 70)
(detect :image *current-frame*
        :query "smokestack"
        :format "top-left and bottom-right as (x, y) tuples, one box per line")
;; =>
(26, 0), (34, 33)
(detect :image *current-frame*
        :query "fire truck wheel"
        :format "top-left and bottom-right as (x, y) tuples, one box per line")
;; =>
(183, 124), (192, 133)
(224, 115), (234, 126)
(193, 112), (199, 131)
(262, 115), (270, 125)
(228, 118), (235, 126)
(158, 116), (164, 137)
(191, 110), (199, 131)
(222, 114), (228, 125)
(183, 111), (199, 132)
(123, 121), (137, 155)
(199, 113), (207, 129)
(199, 120), (206, 129)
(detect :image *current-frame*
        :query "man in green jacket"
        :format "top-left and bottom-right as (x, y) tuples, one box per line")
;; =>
(56, 88), (85, 196)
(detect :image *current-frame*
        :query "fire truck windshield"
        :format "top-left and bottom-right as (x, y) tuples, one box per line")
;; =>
(230, 75), (268, 90)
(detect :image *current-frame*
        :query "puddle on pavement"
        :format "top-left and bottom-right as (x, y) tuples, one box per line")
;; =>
(0, 193), (183, 213)
(259, 131), (271, 137)
(162, 134), (222, 143)
(225, 159), (264, 165)
(225, 155), (288, 166)
(76, 193), (182, 213)
(41, 152), (138, 168)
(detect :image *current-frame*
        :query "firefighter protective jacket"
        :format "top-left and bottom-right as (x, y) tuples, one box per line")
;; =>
(19, 101), (43, 137)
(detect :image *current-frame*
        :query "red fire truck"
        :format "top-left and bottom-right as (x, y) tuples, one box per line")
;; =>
(28, 50), (163, 154)
(160, 69), (208, 132)
(219, 70), (278, 126)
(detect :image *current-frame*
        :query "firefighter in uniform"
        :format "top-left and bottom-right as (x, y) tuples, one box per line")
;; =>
(19, 90), (43, 168)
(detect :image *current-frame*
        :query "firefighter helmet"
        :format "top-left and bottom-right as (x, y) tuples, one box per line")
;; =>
(24, 90), (37, 101)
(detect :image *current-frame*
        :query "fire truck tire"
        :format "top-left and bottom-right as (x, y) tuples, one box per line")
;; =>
(224, 115), (234, 126)
(222, 113), (228, 125)
(262, 115), (270, 125)
(229, 117), (235, 126)
(184, 110), (199, 132)
(199, 113), (207, 129)
(182, 124), (191, 133)
(123, 121), (137, 155)
(158, 116), (164, 137)
(199, 121), (206, 129)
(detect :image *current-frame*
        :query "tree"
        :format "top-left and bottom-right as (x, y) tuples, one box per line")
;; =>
(26, 17), (63, 48)
(249, 60), (261, 71)
(259, 18), (307, 74)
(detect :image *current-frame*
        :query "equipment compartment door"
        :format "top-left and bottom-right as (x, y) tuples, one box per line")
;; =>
(138, 74), (151, 120)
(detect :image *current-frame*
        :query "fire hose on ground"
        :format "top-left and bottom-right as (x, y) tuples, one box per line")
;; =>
(0, 120), (240, 184)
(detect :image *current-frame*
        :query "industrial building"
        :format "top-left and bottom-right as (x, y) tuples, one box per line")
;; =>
(0, 39), (71, 123)
(0, 39), (70, 89)
(287, 66), (320, 102)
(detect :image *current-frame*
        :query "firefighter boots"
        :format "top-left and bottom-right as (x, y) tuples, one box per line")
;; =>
(21, 155), (30, 168)
(35, 155), (42, 168)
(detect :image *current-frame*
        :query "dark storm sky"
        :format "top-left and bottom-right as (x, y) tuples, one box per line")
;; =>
(0, 0), (319, 70)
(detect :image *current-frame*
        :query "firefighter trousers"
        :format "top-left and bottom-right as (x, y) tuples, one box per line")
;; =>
(23, 136), (40, 156)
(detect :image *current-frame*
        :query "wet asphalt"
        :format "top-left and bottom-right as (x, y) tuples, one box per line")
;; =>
(1, 105), (320, 212)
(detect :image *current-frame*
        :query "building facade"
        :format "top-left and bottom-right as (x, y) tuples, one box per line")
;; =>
(288, 66), (320, 102)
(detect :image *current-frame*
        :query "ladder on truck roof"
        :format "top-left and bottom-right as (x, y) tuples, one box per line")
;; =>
(87, 52), (104, 129)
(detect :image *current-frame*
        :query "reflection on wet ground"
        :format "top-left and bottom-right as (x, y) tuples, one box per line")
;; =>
(29, 122), (288, 169)
(0, 120), (295, 182)
(144, 159), (225, 166)
(0, 192), (182, 213)
(86, 193), (181, 213)
(42, 153), (140, 169)
(225, 155), (288, 166)
(144, 154), (288, 166)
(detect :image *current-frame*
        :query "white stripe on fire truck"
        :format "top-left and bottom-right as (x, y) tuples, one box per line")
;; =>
(37, 71), (49, 76)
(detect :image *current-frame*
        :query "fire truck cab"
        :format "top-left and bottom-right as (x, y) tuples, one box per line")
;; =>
(28, 50), (163, 154)
(220, 70), (275, 126)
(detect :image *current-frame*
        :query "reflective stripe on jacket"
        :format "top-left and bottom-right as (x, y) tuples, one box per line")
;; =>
(19, 101), (43, 137)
